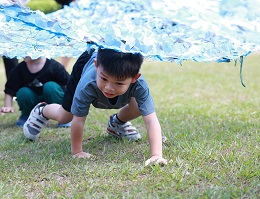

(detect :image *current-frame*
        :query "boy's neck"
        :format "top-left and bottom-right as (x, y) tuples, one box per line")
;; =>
(26, 58), (47, 73)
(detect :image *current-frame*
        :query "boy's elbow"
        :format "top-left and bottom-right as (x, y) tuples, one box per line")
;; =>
(143, 113), (160, 127)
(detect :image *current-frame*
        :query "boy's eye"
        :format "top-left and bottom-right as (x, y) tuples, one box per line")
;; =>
(100, 76), (107, 81)
(116, 82), (124, 86)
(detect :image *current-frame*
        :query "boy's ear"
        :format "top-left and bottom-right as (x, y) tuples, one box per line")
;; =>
(94, 59), (98, 70)
(131, 73), (141, 83)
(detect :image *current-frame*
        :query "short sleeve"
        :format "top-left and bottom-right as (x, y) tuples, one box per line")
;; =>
(134, 79), (155, 116)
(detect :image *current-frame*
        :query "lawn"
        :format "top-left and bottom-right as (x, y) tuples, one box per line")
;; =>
(0, 54), (259, 198)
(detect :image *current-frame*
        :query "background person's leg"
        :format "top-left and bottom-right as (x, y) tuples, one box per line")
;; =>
(16, 87), (40, 126)
(43, 81), (71, 127)
(42, 81), (64, 104)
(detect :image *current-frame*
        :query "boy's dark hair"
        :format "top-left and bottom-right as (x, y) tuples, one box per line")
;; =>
(96, 48), (144, 80)
(55, 0), (73, 6)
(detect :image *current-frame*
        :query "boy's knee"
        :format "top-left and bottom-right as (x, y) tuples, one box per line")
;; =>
(57, 110), (73, 124)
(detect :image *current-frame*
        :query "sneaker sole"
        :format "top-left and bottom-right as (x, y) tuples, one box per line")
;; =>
(106, 128), (121, 139)
(106, 128), (141, 141)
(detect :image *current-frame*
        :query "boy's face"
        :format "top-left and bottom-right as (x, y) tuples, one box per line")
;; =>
(94, 61), (140, 98)
(24, 56), (41, 63)
(24, 56), (33, 62)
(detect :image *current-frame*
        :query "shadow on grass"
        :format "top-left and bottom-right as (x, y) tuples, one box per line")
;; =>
(0, 123), (19, 129)
(14, 130), (148, 165)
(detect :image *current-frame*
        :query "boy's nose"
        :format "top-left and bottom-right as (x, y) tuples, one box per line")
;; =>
(105, 84), (114, 91)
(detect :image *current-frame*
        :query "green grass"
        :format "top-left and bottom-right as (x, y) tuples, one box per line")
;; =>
(27, 0), (62, 14)
(0, 54), (259, 198)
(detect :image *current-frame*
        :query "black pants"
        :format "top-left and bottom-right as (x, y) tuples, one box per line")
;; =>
(61, 49), (95, 112)
(3, 57), (18, 79)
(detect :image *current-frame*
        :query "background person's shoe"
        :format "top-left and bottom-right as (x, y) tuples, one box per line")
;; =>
(16, 115), (29, 127)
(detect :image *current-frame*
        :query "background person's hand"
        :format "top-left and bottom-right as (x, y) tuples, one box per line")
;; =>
(145, 155), (167, 166)
(0, 106), (14, 115)
(72, 151), (92, 159)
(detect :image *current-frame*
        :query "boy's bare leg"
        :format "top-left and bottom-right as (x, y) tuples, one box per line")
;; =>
(23, 103), (73, 141)
(43, 104), (73, 124)
(117, 97), (141, 122)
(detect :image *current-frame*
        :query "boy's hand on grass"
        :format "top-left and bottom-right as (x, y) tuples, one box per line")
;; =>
(72, 152), (92, 159)
(145, 155), (167, 166)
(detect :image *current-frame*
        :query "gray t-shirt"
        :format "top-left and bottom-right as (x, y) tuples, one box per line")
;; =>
(71, 53), (155, 117)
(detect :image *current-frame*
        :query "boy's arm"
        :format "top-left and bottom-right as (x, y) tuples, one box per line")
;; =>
(0, 94), (14, 114)
(143, 112), (167, 166)
(70, 115), (91, 158)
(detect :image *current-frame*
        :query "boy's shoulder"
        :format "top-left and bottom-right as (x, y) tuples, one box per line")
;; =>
(136, 75), (149, 87)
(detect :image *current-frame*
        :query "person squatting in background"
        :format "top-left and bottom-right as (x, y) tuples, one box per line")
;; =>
(0, 56), (71, 127)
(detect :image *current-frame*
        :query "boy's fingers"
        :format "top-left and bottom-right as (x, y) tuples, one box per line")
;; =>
(145, 157), (167, 167)
(145, 159), (151, 166)
(160, 159), (168, 166)
(0, 108), (13, 113)
(72, 152), (92, 159)
(0, 110), (7, 115)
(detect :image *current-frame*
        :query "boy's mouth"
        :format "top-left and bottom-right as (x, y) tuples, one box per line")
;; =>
(104, 92), (115, 98)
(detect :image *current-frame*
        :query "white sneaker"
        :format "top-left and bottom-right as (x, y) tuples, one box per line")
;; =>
(23, 102), (48, 141)
(106, 114), (141, 141)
